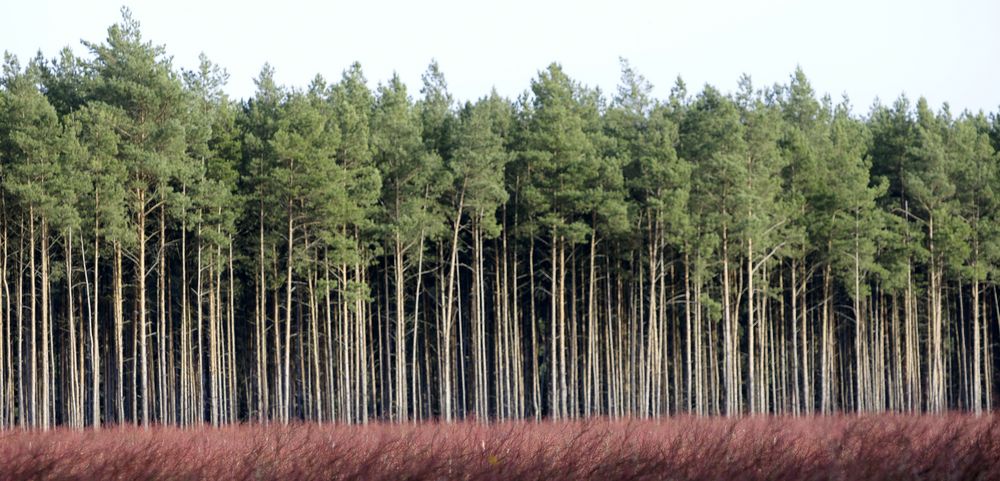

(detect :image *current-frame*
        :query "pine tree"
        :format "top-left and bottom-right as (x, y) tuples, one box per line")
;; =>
(905, 99), (966, 413)
(329, 62), (380, 424)
(441, 93), (512, 420)
(823, 101), (887, 412)
(734, 76), (786, 414)
(184, 55), (240, 425)
(373, 73), (447, 421)
(63, 101), (125, 428)
(606, 60), (677, 416)
(239, 64), (284, 424)
(0, 56), (67, 429)
(868, 96), (924, 412)
(680, 84), (747, 415)
(84, 8), (190, 426)
(948, 113), (997, 413)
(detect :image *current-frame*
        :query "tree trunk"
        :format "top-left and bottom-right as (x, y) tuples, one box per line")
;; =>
(284, 202), (294, 424)
(66, 229), (81, 428)
(136, 191), (149, 427)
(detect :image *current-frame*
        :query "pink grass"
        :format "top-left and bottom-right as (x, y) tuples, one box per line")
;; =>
(0, 415), (998, 480)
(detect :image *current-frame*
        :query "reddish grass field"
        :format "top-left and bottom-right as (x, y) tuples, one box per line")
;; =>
(0, 415), (998, 480)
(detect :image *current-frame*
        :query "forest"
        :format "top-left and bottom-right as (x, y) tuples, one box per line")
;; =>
(1, 11), (999, 429)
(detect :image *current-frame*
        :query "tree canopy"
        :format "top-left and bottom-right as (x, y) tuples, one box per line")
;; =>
(0, 10), (998, 428)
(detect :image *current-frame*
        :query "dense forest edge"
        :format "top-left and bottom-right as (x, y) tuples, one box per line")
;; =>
(1, 9), (999, 428)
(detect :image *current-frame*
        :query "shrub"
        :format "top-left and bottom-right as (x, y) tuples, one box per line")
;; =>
(0, 414), (997, 481)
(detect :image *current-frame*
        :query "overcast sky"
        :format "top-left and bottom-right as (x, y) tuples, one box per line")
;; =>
(3, 0), (998, 114)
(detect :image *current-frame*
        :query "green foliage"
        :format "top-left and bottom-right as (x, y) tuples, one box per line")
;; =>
(82, 7), (191, 263)
(946, 114), (999, 281)
(735, 75), (785, 257)
(373, 74), (447, 245)
(681, 84), (746, 264)
(450, 93), (512, 237)
(5, 9), (1000, 424)
(330, 63), (382, 263)
(825, 102), (886, 297)
(0, 58), (74, 225)
(64, 102), (128, 241)
(607, 59), (689, 246)
(518, 63), (625, 244)
(906, 99), (970, 274)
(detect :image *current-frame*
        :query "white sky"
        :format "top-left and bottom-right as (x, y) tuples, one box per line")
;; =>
(3, 0), (999, 114)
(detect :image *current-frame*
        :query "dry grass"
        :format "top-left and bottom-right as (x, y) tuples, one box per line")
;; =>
(0, 414), (998, 480)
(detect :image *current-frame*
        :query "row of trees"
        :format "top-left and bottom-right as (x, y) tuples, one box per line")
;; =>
(1, 11), (998, 428)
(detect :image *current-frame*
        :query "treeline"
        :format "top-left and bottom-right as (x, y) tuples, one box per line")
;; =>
(1, 11), (999, 429)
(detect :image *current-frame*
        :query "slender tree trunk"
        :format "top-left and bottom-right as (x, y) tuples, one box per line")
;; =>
(721, 221), (735, 416)
(527, 239), (539, 420)
(821, 261), (832, 414)
(747, 236), (755, 414)
(136, 191), (149, 427)
(442, 187), (464, 422)
(411, 234), (425, 422)
(393, 231), (406, 422)
(158, 205), (167, 424)
(559, 237), (568, 419)
(41, 216), (51, 430)
(550, 232), (558, 419)
(972, 269), (981, 414)
(284, 202), (294, 424)
(28, 212), (37, 427)
(91, 193), (100, 428)
(113, 240), (124, 424)
(684, 252), (692, 413)
(587, 230), (597, 417)
(66, 229), (80, 428)
(853, 219), (864, 413)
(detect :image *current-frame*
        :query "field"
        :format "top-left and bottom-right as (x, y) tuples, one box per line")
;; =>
(0, 415), (998, 481)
